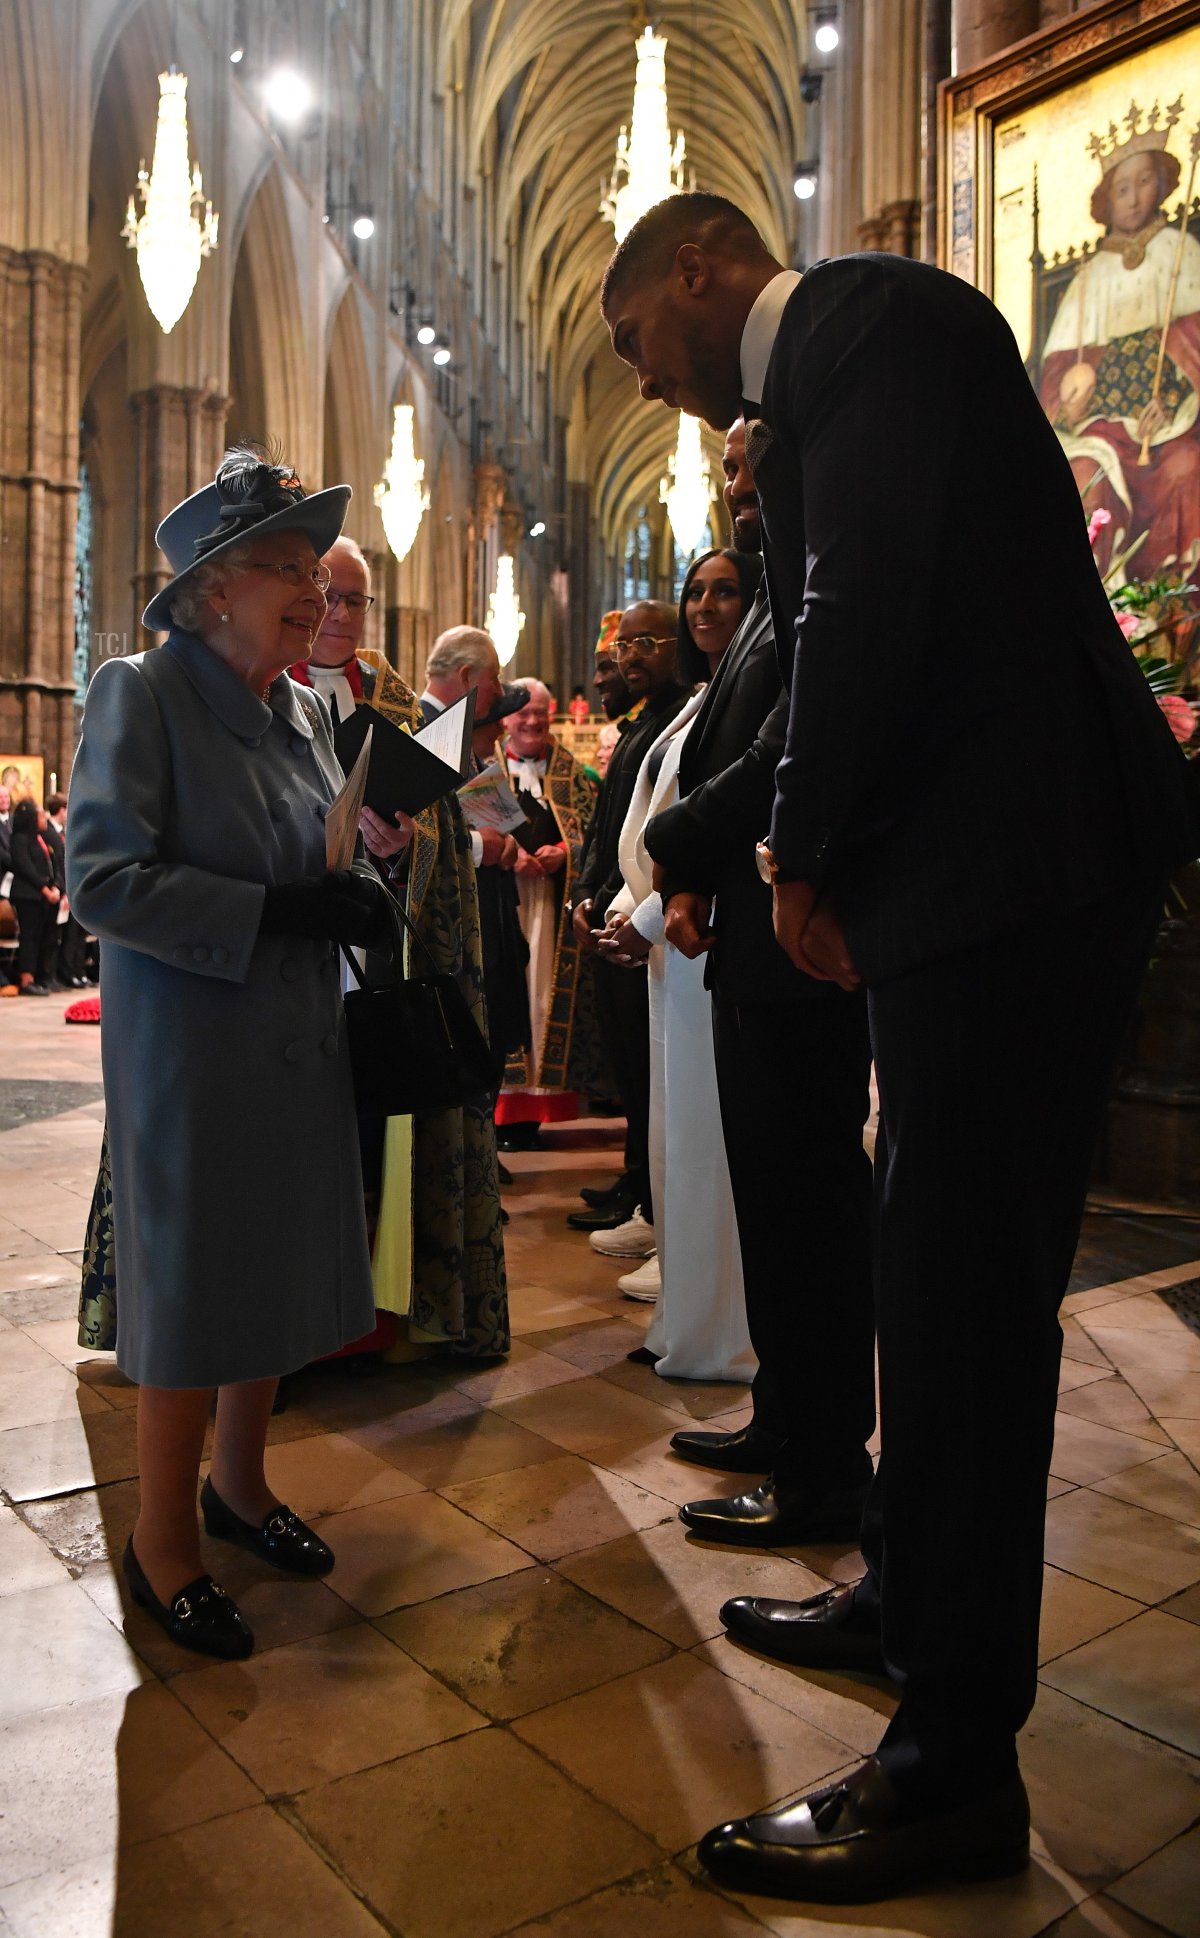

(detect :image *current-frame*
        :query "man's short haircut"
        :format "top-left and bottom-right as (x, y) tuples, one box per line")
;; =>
(512, 677), (552, 709)
(426, 625), (497, 682)
(46, 792), (67, 814)
(600, 192), (769, 315)
(623, 598), (679, 634)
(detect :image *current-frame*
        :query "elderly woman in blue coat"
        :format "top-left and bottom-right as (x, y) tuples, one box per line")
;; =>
(68, 446), (386, 1661)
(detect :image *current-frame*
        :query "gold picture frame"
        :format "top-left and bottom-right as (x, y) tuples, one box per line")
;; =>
(940, 0), (1200, 582)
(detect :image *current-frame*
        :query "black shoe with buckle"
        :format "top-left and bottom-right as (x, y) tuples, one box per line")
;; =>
(123, 1537), (253, 1661)
(200, 1476), (335, 1576)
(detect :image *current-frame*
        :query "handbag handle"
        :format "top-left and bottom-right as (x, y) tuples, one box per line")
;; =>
(339, 877), (442, 989)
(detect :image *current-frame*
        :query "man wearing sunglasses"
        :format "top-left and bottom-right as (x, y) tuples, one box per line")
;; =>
(566, 602), (690, 1234)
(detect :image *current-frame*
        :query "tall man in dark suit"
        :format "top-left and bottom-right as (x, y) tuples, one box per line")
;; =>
(601, 194), (1197, 1902)
(647, 419), (875, 1545)
(567, 604), (689, 1234)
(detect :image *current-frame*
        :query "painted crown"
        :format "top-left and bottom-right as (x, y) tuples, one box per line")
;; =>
(1088, 97), (1184, 178)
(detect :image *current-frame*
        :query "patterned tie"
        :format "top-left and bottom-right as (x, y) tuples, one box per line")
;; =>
(743, 416), (776, 484)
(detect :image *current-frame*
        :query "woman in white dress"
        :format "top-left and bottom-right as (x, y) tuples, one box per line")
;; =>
(600, 549), (763, 1383)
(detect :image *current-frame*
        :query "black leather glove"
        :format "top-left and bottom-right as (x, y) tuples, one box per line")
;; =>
(259, 871), (391, 949)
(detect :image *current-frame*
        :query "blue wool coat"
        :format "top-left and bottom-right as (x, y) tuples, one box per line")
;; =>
(67, 630), (376, 1387)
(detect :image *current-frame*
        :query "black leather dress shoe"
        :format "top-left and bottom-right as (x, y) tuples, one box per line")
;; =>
(565, 1196), (638, 1232)
(669, 1424), (780, 1474)
(579, 1175), (629, 1209)
(681, 1477), (869, 1549)
(721, 1582), (886, 1671)
(698, 1758), (1030, 1903)
(201, 1477), (335, 1576)
(626, 1345), (661, 1366)
(123, 1537), (253, 1660)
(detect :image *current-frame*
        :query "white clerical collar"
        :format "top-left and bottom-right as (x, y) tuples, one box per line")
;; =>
(307, 661), (356, 727)
(508, 754), (547, 798)
(740, 269), (803, 406)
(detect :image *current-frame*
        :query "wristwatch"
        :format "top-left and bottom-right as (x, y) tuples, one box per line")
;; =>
(755, 840), (781, 885)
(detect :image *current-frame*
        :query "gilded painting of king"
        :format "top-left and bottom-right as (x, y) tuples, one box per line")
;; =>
(1038, 99), (1200, 579)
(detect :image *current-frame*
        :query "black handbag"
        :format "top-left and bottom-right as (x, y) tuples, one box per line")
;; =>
(341, 885), (494, 1116)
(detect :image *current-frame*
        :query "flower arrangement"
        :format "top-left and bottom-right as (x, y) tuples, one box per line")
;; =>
(1087, 508), (1198, 753)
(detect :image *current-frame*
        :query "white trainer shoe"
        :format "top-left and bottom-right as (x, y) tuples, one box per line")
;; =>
(618, 1252), (660, 1302)
(589, 1207), (656, 1258)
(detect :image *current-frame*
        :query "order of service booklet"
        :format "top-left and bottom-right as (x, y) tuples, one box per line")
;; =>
(332, 690), (477, 820)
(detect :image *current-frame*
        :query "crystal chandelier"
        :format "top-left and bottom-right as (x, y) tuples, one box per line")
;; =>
(660, 413), (712, 557)
(374, 405), (430, 563)
(487, 555), (526, 668)
(123, 71), (219, 335)
(601, 25), (689, 243)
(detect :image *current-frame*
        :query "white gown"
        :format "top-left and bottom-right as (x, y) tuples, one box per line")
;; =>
(610, 694), (756, 1385)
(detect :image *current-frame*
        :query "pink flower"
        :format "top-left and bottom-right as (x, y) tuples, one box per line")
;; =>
(1157, 695), (1196, 745)
(1087, 508), (1113, 546)
(1114, 610), (1142, 639)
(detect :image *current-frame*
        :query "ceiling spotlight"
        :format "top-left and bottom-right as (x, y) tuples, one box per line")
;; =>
(793, 163), (819, 201)
(352, 213), (375, 240)
(416, 321), (437, 346)
(432, 339), (452, 367)
(263, 69), (313, 123)
(230, 47), (244, 64)
(814, 11), (839, 53)
(529, 521), (546, 538)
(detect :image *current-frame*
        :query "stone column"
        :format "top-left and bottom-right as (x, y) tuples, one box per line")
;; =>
(859, 0), (922, 255)
(921, 0), (952, 259)
(0, 246), (87, 784)
(952, 0), (1038, 71)
(130, 386), (229, 635)
(468, 454), (505, 629)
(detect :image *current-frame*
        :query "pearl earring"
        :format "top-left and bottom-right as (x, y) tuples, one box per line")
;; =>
(220, 610), (230, 624)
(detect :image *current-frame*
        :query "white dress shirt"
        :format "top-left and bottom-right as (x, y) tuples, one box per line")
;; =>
(739, 269), (803, 407)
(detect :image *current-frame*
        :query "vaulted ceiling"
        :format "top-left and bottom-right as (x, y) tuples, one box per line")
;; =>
(438, 0), (810, 546)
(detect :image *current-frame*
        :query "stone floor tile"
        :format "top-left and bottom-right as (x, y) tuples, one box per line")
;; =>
(514, 1651), (851, 1854)
(0, 1252), (80, 1295)
(1042, 1900), (1188, 1938)
(0, 1403), (139, 1500)
(450, 1339), (591, 1404)
(1161, 1581), (1200, 1625)
(504, 1861), (769, 1936)
(492, 1376), (689, 1454)
(691, 1638), (896, 1757)
(0, 1328), (61, 1375)
(0, 1683), (258, 1888)
(1080, 1293), (1200, 1337)
(1043, 1489), (1200, 1602)
(0, 1501), (69, 1596)
(1049, 1413), (1168, 1487)
(0, 1805), (389, 1938)
(380, 1566), (673, 1721)
(1060, 1316), (1114, 1368)
(0, 1362), (112, 1432)
(508, 1283), (620, 1334)
(348, 1400), (564, 1488)
(725, 1854), (1086, 1938)
(588, 1432), (763, 1508)
(1108, 1825), (1200, 1937)
(258, 1429), (424, 1519)
(0, 1578), (144, 1721)
(1021, 1683), (1200, 1885)
(1057, 1376), (1175, 1447)
(19, 1317), (116, 1367)
(441, 1450), (674, 1560)
(173, 1621), (484, 1793)
(536, 1317), (660, 1374)
(598, 1357), (753, 1421)
(294, 1728), (658, 1938)
(558, 1520), (826, 1649)
(1161, 1418), (1200, 1469)
(318, 1489), (530, 1616)
(20, 1476), (139, 1571)
(1038, 1564), (1144, 1664)
(0, 1280), (80, 1327)
(1040, 1609), (1200, 1757)
(1091, 1453), (1200, 1529)
(1058, 1360), (1116, 1395)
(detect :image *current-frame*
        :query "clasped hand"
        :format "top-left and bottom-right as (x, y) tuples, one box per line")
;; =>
(772, 879), (860, 990)
(595, 913), (650, 965)
(360, 805), (414, 860)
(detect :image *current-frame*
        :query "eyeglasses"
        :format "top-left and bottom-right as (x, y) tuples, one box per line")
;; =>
(324, 589), (375, 614)
(616, 634), (676, 655)
(247, 560), (332, 592)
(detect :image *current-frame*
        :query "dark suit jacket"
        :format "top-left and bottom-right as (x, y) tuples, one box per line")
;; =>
(575, 682), (690, 923)
(755, 253), (1198, 984)
(644, 592), (831, 1005)
(9, 831), (55, 903)
(44, 820), (66, 891)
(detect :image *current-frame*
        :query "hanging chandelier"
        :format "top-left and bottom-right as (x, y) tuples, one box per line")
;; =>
(660, 413), (711, 557)
(487, 555), (526, 668)
(374, 405), (430, 563)
(601, 24), (689, 243)
(122, 70), (219, 335)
